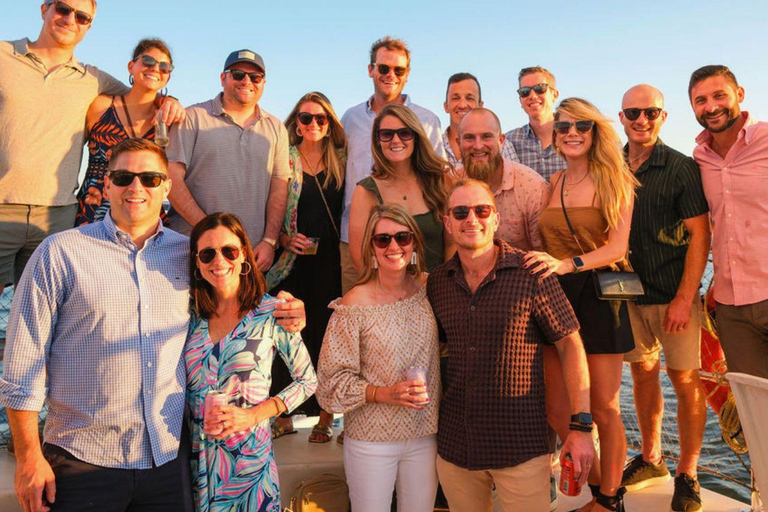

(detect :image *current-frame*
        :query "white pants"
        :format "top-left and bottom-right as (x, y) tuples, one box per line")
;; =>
(343, 434), (437, 512)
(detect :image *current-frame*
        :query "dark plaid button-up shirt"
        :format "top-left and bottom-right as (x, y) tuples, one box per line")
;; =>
(427, 240), (579, 470)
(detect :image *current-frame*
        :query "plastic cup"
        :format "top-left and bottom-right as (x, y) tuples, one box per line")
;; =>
(303, 237), (320, 255)
(404, 366), (429, 403)
(203, 390), (228, 436)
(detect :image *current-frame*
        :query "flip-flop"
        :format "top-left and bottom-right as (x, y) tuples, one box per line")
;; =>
(271, 422), (298, 440)
(308, 423), (334, 444)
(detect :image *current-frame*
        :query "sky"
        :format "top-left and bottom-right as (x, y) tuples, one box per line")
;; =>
(7, 0), (768, 158)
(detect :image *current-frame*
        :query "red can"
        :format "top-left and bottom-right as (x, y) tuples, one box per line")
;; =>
(560, 454), (582, 496)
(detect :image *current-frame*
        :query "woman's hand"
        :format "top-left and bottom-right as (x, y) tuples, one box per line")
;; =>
(523, 251), (576, 277)
(377, 380), (429, 409)
(211, 403), (271, 440)
(284, 233), (313, 255)
(273, 291), (306, 333)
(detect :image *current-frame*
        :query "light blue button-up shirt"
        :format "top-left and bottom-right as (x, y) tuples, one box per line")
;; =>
(340, 95), (445, 242)
(0, 214), (191, 469)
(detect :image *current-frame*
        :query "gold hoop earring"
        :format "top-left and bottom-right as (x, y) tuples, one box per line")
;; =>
(240, 261), (252, 275)
(296, 126), (302, 137)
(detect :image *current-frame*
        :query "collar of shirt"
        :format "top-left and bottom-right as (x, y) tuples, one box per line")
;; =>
(497, 160), (519, 193)
(13, 37), (85, 74)
(623, 138), (668, 175)
(444, 238), (523, 280)
(365, 94), (413, 115)
(210, 92), (262, 124)
(103, 211), (166, 250)
(695, 111), (757, 148)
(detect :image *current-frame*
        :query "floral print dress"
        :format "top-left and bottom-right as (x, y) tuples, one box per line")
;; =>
(185, 295), (318, 512)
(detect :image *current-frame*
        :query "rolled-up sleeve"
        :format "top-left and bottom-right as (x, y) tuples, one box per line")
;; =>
(273, 327), (318, 413)
(316, 307), (368, 414)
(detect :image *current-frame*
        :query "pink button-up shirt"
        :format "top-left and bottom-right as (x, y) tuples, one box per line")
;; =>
(454, 160), (549, 251)
(694, 112), (768, 306)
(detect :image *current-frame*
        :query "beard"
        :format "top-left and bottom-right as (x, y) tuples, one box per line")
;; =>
(696, 107), (741, 133)
(463, 151), (503, 183)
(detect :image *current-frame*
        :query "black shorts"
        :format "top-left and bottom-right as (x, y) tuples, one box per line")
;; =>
(557, 272), (635, 355)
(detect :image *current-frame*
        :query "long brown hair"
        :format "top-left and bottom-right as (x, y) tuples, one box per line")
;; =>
(553, 98), (638, 230)
(189, 212), (265, 319)
(284, 92), (347, 190)
(371, 104), (450, 222)
(355, 204), (426, 287)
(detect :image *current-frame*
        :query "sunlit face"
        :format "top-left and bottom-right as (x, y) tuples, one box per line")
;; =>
(40, 0), (94, 48)
(128, 47), (172, 92)
(220, 62), (265, 106)
(555, 113), (594, 161)
(444, 79), (483, 127)
(103, 150), (170, 233)
(518, 72), (558, 119)
(690, 76), (744, 133)
(458, 111), (504, 181)
(444, 185), (499, 251)
(368, 48), (409, 101)
(378, 115), (415, 165)
(371, 218), (414, 273)
(619, 87), (667, 147)
(195, 226), (245, 291)
(296, 101), (329, 143)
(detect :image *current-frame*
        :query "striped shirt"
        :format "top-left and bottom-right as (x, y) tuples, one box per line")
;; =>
(0, 214), (191, 469)
(628, 140), (709, 305)
(505, 123), (566, 182)
(442, 128), (520, 167)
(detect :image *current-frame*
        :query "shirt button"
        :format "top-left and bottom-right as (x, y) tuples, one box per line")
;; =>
(469, 346), (476, 352)
(470, 305), (476, 311)
(147, 362), (152, 368)
(725, 190), (730, 194)
(732, 260), (736, 265)
(146, 390), (151, 395)
(723, 167), (728, 172)
(145, 333), (150, 338)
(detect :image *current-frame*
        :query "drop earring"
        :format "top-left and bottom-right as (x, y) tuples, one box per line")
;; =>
(372, 257), (379, 269)
(410, 251), (418, 265)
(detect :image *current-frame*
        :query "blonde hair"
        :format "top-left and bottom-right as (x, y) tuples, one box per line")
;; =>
(355, 204), (426, 287)
(284, 92), (347, 190)
(554, 97), (638, 230)
(371, 104), (451, 222)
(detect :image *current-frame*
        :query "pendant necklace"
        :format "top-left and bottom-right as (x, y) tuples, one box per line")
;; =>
(563, 170), (589, 196)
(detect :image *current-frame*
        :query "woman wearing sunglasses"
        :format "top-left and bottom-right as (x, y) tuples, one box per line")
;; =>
(185, 212), (317, 512)
(75, 38), (176, 226)
(348, 103), (452, 274)
(265, 92), (346, 443)
(317, 203), (441, 512)
(524, 98), (638, 512)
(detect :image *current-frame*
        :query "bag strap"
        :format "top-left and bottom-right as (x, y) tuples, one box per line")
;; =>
(559, 172), (587, 255)
(312, 173), (341, 240)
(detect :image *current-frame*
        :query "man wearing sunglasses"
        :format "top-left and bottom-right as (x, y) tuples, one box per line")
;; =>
(339, 36), (445, 293)
(690, 65), (768, 380)
(617, 84), (710, 512)
(166, 49), (290, 272)
(0, 1), (185, 295)
(427, 179), (594, 511)
(455, 108), (549, 252)
(505, 67), (566, 182)
(1, 138), (307, 512)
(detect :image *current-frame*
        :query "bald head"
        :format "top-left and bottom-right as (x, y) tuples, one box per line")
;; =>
(457, 108), (501, 137)
(622, 84), (664, 109)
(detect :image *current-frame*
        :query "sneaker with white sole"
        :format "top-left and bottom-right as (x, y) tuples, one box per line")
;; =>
(621, 454), (671, 492)
(671, 473), (703, 512)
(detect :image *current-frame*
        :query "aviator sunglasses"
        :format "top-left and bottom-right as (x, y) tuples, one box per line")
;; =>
(448, 204), (495, 220)
(376, 64), (408, 77)
(377, 127), (415, 142)
(371, 231), (414, 249)
(622, 107), (663, 121)
(108, 170), (167, 188)
(226, 69), (265, 84)
(197, 245), (243, 264)
(46, 0), (92, 25)
(297, 112), (329, 126)
(517, 83), (551, 98)
(134, 54), (174, 74)
(554, 120), (595, 135)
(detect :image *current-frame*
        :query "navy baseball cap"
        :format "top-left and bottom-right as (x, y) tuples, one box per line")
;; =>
(223, 50), (265, 73)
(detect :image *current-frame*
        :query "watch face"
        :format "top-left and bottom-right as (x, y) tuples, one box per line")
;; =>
(573, 257), (584, 269)
(572, 412), (592, 424)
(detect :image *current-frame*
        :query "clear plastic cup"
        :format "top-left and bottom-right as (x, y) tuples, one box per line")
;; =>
(405, 366), (429, 403)
(303, 237), (320, 255)
(203, 390), (228, 436)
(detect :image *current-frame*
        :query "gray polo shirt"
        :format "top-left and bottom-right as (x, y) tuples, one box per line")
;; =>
(165, 93), (290, 242)
(0, 39), (126, 206)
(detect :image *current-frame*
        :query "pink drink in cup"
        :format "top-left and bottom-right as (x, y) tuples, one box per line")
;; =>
(204, 390), (228, 436)
(404, 366), (429, 403)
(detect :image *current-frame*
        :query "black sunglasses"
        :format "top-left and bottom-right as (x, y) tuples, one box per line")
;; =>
(134, 54), (174, 74)
(377, 128), (415, 142)
(376, 64), (408, 77)
(554, 120), (595, 135)
(448, 205), (495, 220)
(622, 107), (663, 121)
(226, 69), (264, 84)
(197, 245), (242, 264)
(371, 231), (414, 249)
(47, 0), (92, 25)
(517, 83), (551, 98)
(297, 112), (328, 127)
(108, 170), (168, 188)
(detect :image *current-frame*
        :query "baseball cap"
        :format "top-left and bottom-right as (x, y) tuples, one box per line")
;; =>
(223, 50), (265, 73)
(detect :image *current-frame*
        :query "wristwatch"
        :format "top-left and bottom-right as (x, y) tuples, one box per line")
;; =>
(261, 237), (278, 250)
(571, 412), (593, 426)
(572, 256), (585, 273)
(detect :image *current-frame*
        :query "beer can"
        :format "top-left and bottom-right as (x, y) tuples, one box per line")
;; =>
(560, 454), (582, 496)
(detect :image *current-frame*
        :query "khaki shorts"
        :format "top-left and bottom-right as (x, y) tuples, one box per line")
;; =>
(0, 203), (77, 286)
(339, 241), (359, 295)
(624, 298), (701, 370)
